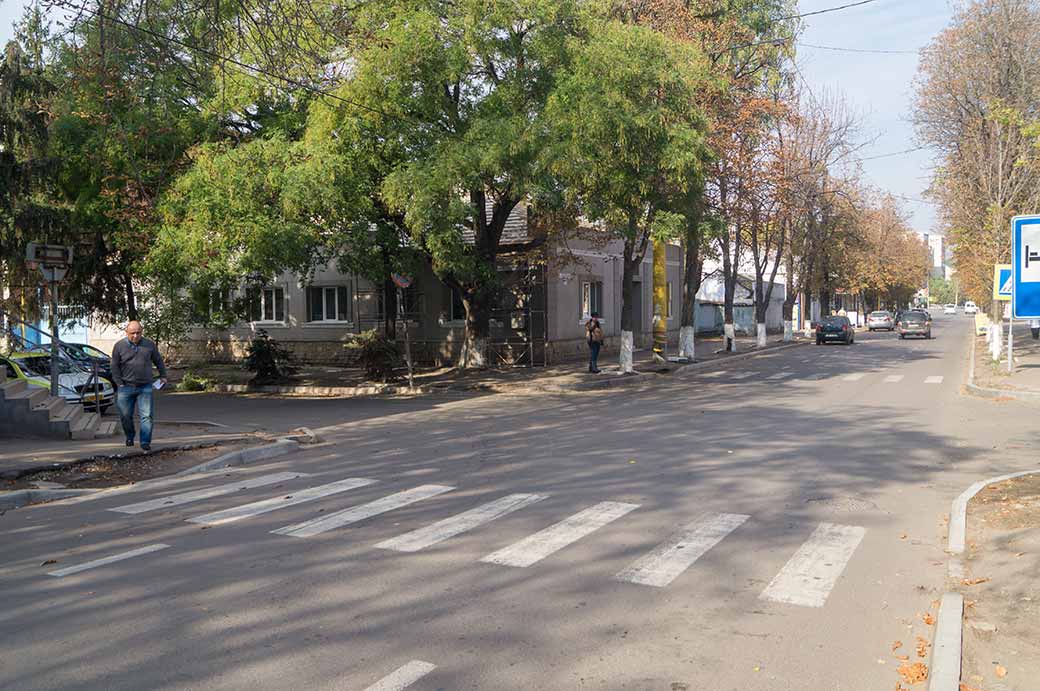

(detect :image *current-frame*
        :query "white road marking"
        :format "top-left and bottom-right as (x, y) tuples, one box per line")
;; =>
(615, 513), (749, 587)
(109, 472), (308, 514)
(766, 372), (790, 380)
(883, 375), (904, 383)
(841, 373), (865, 382)
(187, 478), (377, 526)
(272, 485), (455, 538)
(47, 544), (170, 577)
(480, 501), (639, 568)
(377, 493), (547, 552)
(363, 660), (437, 691)
(924, 376), (944, 384)
(760, 523), (866, 607)
(55, 470), (246, 505)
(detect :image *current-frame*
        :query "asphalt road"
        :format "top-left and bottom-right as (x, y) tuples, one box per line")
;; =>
(3, 313), (1036, 690)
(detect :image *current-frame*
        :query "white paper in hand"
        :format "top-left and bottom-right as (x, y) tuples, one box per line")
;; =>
(152, 380), (164, 390)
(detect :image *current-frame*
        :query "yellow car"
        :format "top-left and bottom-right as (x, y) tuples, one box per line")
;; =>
(1, 352), (115, 412)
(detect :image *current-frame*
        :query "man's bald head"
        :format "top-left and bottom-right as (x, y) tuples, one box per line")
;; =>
(126, 320), (143, 344)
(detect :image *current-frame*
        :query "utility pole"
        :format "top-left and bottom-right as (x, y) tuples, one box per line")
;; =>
(26, 244), (72, 397)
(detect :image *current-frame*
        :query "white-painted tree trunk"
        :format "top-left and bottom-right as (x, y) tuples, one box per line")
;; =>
(460, 336), (487, 369)
(804, 320), (814, 337)
(783, 320), (794, 342)
(723, 323), (736, 352)
(678, 326), (696, 360)
(756, 322), (767, 348)
(991, 321), (1002, 361)
(620, 330), (634, 373)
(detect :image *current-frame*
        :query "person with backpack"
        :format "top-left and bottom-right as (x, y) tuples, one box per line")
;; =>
(586, 311), (604, 373)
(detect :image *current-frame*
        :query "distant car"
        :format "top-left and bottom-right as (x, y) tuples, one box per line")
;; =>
(964, 301), (978, 314)
(867, 310), (895, 331)
(943, 303), (957, 315)
(1, 352), (115, 412)
(816, 315), (855, 345)
(898, 310), (932, 339)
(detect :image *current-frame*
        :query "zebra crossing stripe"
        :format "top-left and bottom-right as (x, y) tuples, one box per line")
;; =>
(480, 501), (639, 568)
(187, 478), (377, 526)
(760, 523), (866, 607)
(615, 513), (749, 587)
(363, 660), (437, 691)
(47, 544), (170, 577)
(376, 493), (547, 553)
(842, 373), (865, 382)
(924, 376), (944, 384)
(272, 485), (455, 538)
(109, 472), (309, 515)
(883, 375), (904, 383)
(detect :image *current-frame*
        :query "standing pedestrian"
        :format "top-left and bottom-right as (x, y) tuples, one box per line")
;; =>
(110, 320), (167, 451)
(585, 311), (604, 373)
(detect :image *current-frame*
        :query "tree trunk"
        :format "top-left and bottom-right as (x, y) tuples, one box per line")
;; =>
(460, 289), (489, 369)
(383, 277), (397, 341)
(620, 240), (638, 373)
(124, 273), (138, 321)
(722, 242), (737, 353)
(782, 249), (796, 341)
(679, 198), (704, 360)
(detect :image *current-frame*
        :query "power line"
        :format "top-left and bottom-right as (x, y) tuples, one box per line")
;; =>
(798, 42), (918, 55)
(857, 146), (928, 161)
(779, 0), (881, 22)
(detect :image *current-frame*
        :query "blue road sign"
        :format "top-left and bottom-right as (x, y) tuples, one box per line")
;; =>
(998, 266), (1013, 299)
(1013, 215), (1040, 318)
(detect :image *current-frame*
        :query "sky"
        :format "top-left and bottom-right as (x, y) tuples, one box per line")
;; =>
(0, 0), (955, 234)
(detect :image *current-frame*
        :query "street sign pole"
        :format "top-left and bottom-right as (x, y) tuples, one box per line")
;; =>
(391, 273), (415, 390)
(1008, 317), (1015, 373)
(26, 243), (73, 397)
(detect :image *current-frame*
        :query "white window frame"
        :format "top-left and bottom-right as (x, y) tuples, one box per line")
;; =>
(579, 280), (605, 324)
(251, 286), (286, 325)
(306, 285), (352, 325)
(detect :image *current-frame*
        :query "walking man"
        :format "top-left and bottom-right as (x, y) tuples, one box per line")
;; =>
(586, 311), (604, 373)
(110, 320), (167, 451)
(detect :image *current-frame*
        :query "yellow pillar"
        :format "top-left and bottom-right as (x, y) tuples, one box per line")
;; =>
(652, 239), (667, 362)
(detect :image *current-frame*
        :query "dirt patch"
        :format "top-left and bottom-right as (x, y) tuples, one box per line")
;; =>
(959, 474), (1040, 690)
(1, 440), (258, 490)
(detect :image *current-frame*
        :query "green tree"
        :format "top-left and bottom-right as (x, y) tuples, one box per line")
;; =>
(545, 18), (710, 371)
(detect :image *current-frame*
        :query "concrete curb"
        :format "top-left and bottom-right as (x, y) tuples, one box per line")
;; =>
(211, 383), (431, 397)
(0, 488), (100, 510)
(948, 468), (1040, 554)
(176, 438), (300, 475)
(965, 329), (1040, 402)
(928, 593), (964, 691)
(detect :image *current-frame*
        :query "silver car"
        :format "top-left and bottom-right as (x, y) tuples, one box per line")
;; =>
(867, 310), (895, 331)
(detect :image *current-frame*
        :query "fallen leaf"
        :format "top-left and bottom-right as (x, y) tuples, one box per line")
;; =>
(40, 559), (57, 566)
(961, 578), (990, 586)
(922, 613), (935, 626)
(958, 684), (981, 691)
(900, 533), (908, 540)
(897, 661), (928, 683)
(995, 665), (1007, 678)
(895, 654), (910, 661)
(1014, 552), (1026, 557)
(892, 640), (903, 651)
(915, 636), (930, 658)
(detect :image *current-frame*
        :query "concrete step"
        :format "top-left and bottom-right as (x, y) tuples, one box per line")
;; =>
(8, 386), (50, 408)
(70, 412), (99, 440)
(34, 396), (67, 417)
(94, 420), (119, 438)
(54, 402), (85, 426)
(0, 378), (27, 398)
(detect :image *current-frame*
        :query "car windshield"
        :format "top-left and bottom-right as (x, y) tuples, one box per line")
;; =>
(870, 311), (890, 317)
(903, 311), (928, 320)
(17, 356), (79, 376)
(821, 316), (847, 326)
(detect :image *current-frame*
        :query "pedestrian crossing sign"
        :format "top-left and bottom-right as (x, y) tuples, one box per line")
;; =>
(994, 263), (1013, 301)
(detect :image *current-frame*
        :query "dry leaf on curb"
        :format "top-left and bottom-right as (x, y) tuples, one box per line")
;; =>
(922, 613), (935, 626)
(897, 661), (928, 683)
(995, 665), (1008, 678)
(915, 636), (930, 658)
(900, 533), (908, 539)
(958, 684), (981, 691)
(895, 654), (910, 661)
(961, 577), (990, 586)
(40, 559), (57, 566)
(892, 641), (903, 651)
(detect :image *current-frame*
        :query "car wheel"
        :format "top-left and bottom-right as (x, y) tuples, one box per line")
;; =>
(816, 339), (823, 345)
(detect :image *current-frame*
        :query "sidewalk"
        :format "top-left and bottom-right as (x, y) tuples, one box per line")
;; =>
(971, 320), (1040, 398)
(177, 333), (810, 397)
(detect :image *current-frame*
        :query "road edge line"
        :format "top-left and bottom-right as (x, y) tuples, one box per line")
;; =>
(928, 592), (963, 691)
(0, 488), (100, 511)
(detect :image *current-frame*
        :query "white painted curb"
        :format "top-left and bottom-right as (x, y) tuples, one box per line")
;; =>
(928, 593), (963, 691)
(948, 468), (1040, 554)
(176, 438), (300, 475)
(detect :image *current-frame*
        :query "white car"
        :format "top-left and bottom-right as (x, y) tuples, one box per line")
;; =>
(943, 303), (957, 315)
(964, 301), (978, 314)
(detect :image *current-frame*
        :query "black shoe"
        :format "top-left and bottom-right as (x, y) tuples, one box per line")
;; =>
(126, 439), (134, 447)
(141, 444), (151, 451)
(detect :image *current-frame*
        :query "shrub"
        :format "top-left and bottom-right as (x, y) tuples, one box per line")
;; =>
(244, 329), (296, 383)
(176, 371), (211, 392)
(345, 330), (400, 382)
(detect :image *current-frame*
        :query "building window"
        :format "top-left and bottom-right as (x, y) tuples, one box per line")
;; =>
(666, 282), (673, 318)
(581, 280), (603, 318)
(450, 287), (466, 322)
(307, 286), (350, 323)
(251, 287), (285, 323)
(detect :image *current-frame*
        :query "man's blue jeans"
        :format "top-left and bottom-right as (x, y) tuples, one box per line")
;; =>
(116, 384), (154, 445)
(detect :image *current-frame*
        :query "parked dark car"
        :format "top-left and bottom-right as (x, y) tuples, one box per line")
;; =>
(898, 310), (932, 339)
(61, 342), (116, 388)
(816, 315), (855, 345)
